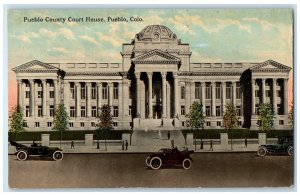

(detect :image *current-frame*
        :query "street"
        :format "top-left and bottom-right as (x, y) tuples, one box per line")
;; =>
(9, 153), (293, 189)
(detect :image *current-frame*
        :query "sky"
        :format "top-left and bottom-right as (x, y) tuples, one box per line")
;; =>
(7, 8), (294, 110)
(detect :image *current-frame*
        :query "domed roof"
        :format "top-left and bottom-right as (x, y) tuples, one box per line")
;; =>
(136, 25), (177, 42)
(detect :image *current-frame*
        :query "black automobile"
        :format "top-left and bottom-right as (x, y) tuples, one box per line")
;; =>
(10, 141), (63, 161)
(257, 136), (293, 157)
(145, 147), (194, 170)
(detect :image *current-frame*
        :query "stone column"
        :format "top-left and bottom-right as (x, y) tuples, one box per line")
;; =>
(122, 80), (129, 116)
(201, 82), (206, 116)
(86, 82), (91, 118)
(190, 82), (195, 103)
(273, 78), (277, 115)
(251, 79), (255, 115)
(97, 82), (102, 110)
(29, 80), (35, 117)
(118, 81), (123, 120)
(54, 79), (59, 106)
(17, 80), (23, 107)
(147, 72), (153, 118)
(173, 72), (179, 118)
(161, 72), (167, 118)
(211, 82), (216, 116)
(108, 82), (113, 115)
(135, 72), (141, 117)
(42, 79), (47, 117)
(262, 79), (266, 104)
(75, 82), (81, 117)
(232, 81), (236, 106)
(284, 78), (289, 115)
(222, 82), (226, 115)
(63, 81), (70, 116)
(186, 82), (191, 115)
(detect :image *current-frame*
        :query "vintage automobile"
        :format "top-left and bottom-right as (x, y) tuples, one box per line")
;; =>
(257, 136), (293, 157)
(10, 141), (63, 161)
(145, 147), (194, 170)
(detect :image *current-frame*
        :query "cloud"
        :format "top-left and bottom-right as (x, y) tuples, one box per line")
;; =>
(95, 32), (123, 47)
(16, 35), (31, 44)
(79, 35), (101, 46)
(28, 32), (39, 38)
(38, 28), (56, 37)
(58, 28), (75, 40)
(51, 47), (69, 53)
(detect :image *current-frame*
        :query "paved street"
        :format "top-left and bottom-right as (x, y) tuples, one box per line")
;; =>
(8, 153), (293, 189)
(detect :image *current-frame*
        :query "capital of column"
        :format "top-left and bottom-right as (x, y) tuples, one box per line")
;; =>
(96, 82), (102, 87)
(262, 78), (266, 84)
(134, 72), (140, 79)
(161, 72), (167, 79)
(29, 79), (35, 85)
(173, 72), (178, 78)
(211, 82), (216, 87)
(146, 72), (153, 79)
(75, 82), (80, 87)
(108, 82), (113, 87)
(86, 82), (92, 87)
(17, 79), (23, 85)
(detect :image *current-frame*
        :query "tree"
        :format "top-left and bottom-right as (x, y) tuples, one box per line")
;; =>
(288, 101), (293, 128)
(223, 103), (238, 150)
(52, 104), (69, 148)
(258, 103), (274, 132)
(97, 104), (114, 151)
(9, 105), (25, 141)
(186, 101), (204, 150)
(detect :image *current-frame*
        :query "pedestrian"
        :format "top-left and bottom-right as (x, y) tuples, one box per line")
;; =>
(171, 139), (174, 148)
(125, 140), (128, 151)
(245, 138), (248, 148)
(200, 139), (204, 150)
(71, 140), (74, 149)
(122, 141), (124, 150)
(167, 131), (170, 140)
(160, 119), (163, 127)
(97, 140), (100, 149)
(209, 140), (213, 151)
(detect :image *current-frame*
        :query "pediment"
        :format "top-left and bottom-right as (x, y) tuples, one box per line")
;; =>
(250, 59), (292, 72)
(132, 49), (181, 64)
(12, 60), (60, 72)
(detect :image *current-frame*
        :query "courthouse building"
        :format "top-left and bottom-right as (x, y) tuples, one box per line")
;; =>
(13, 25), (292, 131)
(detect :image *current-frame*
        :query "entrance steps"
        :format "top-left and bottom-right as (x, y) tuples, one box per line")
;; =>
(133, 118), (179, 130)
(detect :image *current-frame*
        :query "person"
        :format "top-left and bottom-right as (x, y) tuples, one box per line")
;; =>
(200, 139), (204, 150)
(122, 141), (124, 150)
(125, 140), (128, 151)
(97, 140), (100, 149)
(171, 139), (174, 148)
(71, 140), (74, 149)
(160, 119), (163, 127)
(209, 140), (213, 151)
(167, 131), (170, 140)
(245, 138), (248, 148)
(32, 140), (37, 147)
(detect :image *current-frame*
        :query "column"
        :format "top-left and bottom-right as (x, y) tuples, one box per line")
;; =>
(284, 78), (289, 115)
(75, 82), (81, 117)
(211, 82), (216, 116)
(54, 79), (59, 106)
(232, 81), (236, 106)
(222, 82), (226, 115)
(63, 81), (70, 116)
(122, 80), (129, 116)
(118, 81), (123, 119)
(186, 82), (191, 115)
(97, 82), (102, 110)
(273, 78), (277, 115)
(29, 80), (35, 117)
(251, 79), (255, 115)
(17, 80), (23, 107)
(166, 82), (170, 118)
(108, 82), (113, 116)
(147, 72), (153, 118)
(262, 79), (266, 104)
(86, 82), (91, 118)
(201, 82), (206, 116)
(190, 82), (195, 103)
(135, 72), (141, 117)
(42, 79), (47, 116)
(173, 72), (179, 118)
(161, 72), (167, 118)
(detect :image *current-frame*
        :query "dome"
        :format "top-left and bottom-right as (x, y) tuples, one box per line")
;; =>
(136, 25), (177, 42)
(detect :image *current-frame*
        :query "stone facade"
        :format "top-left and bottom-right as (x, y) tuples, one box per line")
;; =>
(12, 25), (292, 131)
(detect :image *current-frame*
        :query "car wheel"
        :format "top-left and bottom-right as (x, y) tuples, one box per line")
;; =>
(287, 146), (293, 156)
(53, 151), (63, 161)
(150, 157), (162, 170)
(145, 156), (151, 167)
(17, 150), (28, 161)
(257, 147), (267, 157)
(182, 158), (192, 169)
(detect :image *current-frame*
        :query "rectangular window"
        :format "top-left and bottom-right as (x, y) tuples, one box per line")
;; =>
(266, 90), (270, 97)
(49, 82), (54, 87)
(182, 122), (185, 127)
(206, 106), (211, 116)
(195, 82), (201, 99)
(70, 107), (75, 117)
(113, 122), (118, 127)
(37, 83), (42, 87)
(37, 91), (43, 98)
(102, 84), (108, 99)
(81, 107), (86, 117)
(47, 122), (52, 127)
(236, 106), (241, 116)
(206, 122), (211, 126)
(23, 122), (28, 128)
(26, 91), (30, 98)
(35, 122), (40, 127)
(236, 82), (241, 99)
(255, 104), (259, 115)
(181, 106), (185, 115)
(91, 85), (97, 99)
(217, 121), (221, 126)
(216, 106), (221, 116)
(255, 90), (259, 98)
(26, 106), (30, 117)
(80, 122), (85, 127)
(129, 106), (132, 116)
(205, 83), (211, 99)
(181, 86), (185, 99)
(279, 120), (284, 125)
(113, 106), (119, 117)
(38, 106), (42, 117)
(49, 91), (54, 98)
(50, 105), (55, 117)
(113, 83), (119, 99)
(129, 85), (133, 99)
(69, 123), (73, 127)
(70, 83), (75, 99)
(226, 83), (231, 99)
(25, 83), (30, 87)
(91, 106), (97, 117)
(216, 83), (221, 99)
(238, 121), (242, 127)
(91, 122), (95, 127)
(81, 85), (86, 99)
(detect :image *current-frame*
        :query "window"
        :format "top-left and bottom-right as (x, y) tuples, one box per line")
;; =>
(91, 122), (95, 127)
(91, 106), (97, 117)
(206, 122), (211, 126)
(236, 82), (241, 99)
(91, 85), (97, 99)
(206, 106), (211, 116)
(49, 91), (54, 98)
(70, 107), (75, 117)
(49, 82), (54, 87)
(255, 90), (259, 98)
(50, 105), (55, 117)
(276, 90), (281, 97)
(47, 122), (52, 127)
(279, 120), (284, 125)
(23, 121), (28, 127)
(81, 107), (86, 117)
(37, 83), (42, 87)
(37, 91), (43, 98)
(26, 106), (30, 117)
(113, 83), (118, 99)
(129, 85), (133, 99)
(129, 106), (132, 115)
(113, 122), (118, 127)
(25, 91), (30, 99)
(80, 122), (85, 127)
(181, 106), (185, 115)
(182, 122), (185, 127)
(266, 90), (270, 97)
(81, 84), (86, 99)
(205, 83), (211, 99)
(255, 104), (259, 115)
(238, 121), (242, 127)
(25, 83), (30, 87)
(216, 106), (221, 116)
(102, 84), (108, 99)
(35, 122), (40, 127)
(236, 106), (241, 116)
(277, 104), (282, 115)
(195, 82), (201, 99)
(69, 123), (73, 127)
(38, 106), (42, 117)
(217, 121), (221, 126)
(70, 83), (75, 99)
(216, 83), (221, 99)
(113, 106), (119, 117)
(181, 86), (185, 99)
(226, 83), (231, 99)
